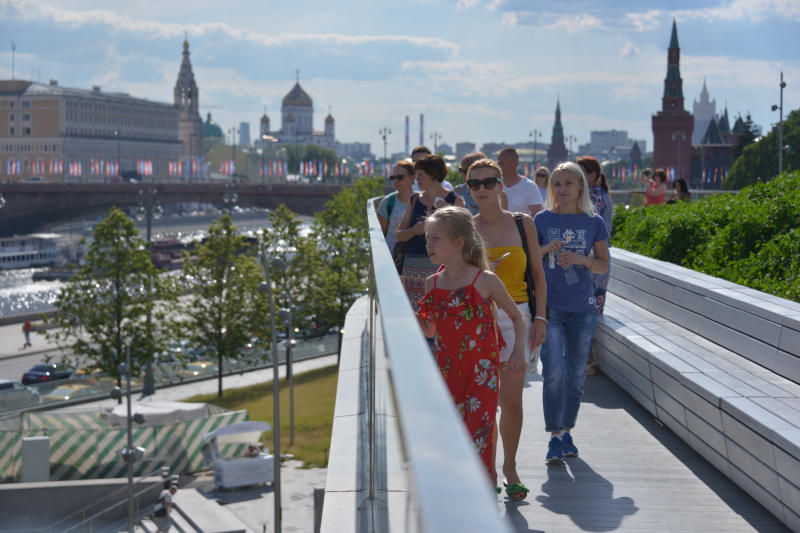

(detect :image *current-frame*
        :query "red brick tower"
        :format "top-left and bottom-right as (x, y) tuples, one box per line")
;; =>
(652, 19), (693, 181)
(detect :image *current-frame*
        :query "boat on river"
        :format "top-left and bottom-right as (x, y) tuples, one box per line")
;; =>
(0, 234), (64, 270)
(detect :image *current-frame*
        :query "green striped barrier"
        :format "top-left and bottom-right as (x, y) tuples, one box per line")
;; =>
(0, 410), (249, 482)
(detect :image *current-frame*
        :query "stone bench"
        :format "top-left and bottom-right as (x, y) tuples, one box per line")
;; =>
(595, 247), (800, 531)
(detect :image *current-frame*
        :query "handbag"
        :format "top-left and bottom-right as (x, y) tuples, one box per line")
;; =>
(513, 213), (539, 321)
(392, 193), (418, 274)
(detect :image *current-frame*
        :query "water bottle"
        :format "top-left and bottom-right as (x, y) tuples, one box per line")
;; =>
(563, 264), (579, 285)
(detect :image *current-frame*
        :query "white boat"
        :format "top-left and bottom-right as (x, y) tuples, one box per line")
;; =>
(0, 233), (64, 270)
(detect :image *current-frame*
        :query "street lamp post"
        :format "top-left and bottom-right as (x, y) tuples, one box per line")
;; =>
(223, 182), (237, 213)
(430, 132), (442, 153)
(261, 134), (278, 183)
(529, 129), (541, 168)
(259, 251), (284, 533)
(771, 71), (787, 174)
(114, 129), (121, 179)
(378, 127), (391, 171)
(566, 135), (577, 158)
(136, 188), (164, 397)
(278, 307), (296, 445)
(229, 127), (238, 179)
(672, 131), (686, 181)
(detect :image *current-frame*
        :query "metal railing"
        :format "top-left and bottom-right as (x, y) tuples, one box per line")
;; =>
(361, 198), (510, 532)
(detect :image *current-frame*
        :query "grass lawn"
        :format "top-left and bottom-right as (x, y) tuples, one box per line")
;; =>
(184, 364), (338, 468)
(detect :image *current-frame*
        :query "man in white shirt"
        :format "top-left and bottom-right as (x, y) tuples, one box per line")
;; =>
(497, 147), (542, 217)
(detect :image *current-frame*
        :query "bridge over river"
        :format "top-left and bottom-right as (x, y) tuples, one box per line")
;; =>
(0, 182), (346, 235)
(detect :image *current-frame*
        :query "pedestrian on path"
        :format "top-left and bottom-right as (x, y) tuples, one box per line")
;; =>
(416, 206), (527, 484)
(153, 480), (178, 532)
(469, 158), (547, 501)
(22, 320), (32, 348)
(534, 162), (609, 465)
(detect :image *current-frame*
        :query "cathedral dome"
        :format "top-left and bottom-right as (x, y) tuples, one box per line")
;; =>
(203, 112), (224, 138)
(261, 112), (270, 124)
(282, 82), (313, 107)
(325, 113), (334, 124)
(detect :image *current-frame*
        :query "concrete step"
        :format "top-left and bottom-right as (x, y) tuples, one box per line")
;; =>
(172, 488), (251, 533)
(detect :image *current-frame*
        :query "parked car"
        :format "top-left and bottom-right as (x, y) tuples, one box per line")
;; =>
(0, 379), (41, 410)
(42, 383), (100, 403)
(21, 363), (73, 385)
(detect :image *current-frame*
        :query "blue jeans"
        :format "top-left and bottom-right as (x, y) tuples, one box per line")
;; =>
(541, 308), (598, 433)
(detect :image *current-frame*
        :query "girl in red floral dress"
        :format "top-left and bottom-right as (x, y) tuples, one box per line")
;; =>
(417, 206), (528, 480)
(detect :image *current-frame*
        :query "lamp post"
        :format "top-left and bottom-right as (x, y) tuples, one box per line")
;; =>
(771, 71), (787, 174)
(430, 131), (442, 153)
(278, 307), (296, 445)
(378, 127), (391, 171)
(566, 134), (577, 158)
(261, 134), (278, 183)
(529, 129), (541, 168)
(258, 251), (284, 533)
(222, 182), (237, 213)
(110, 345), (146, 533)
(672, 131), (686, 180)
(136, 188), (164, 397)
(229, 127), (238, 179)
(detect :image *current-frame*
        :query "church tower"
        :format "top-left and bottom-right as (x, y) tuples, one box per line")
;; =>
(652, 19), (693, 180)
(174, 38), (203, 160)
(260, 108), (271, 137)
(325, 107), (335, 138)
(546, 100), (568, 170)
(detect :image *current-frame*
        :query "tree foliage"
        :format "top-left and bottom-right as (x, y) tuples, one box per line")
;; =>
(612, 171), (800, 302)
(281, 143), (339, 174)
(725, 108), (800, 189)
(180, 214), (267, 397)
(47, 207), (176, 381)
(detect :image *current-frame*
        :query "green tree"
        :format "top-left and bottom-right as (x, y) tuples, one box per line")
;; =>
(725, 108), (800, 189)
(47, 208), (176, 384)
(731, 113), (757, 160)
(180, 214), (267, 397)
(306, 177), (385, 340)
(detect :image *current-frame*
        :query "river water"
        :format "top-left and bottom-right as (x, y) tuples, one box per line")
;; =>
(0, 209), (313, 318)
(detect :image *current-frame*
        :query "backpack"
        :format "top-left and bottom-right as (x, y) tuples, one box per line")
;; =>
(385, 192), (397, 218)
(154, 493), (168, 517)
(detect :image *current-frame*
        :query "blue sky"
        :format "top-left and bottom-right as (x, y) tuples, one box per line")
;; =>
(1, 0), (798, 156)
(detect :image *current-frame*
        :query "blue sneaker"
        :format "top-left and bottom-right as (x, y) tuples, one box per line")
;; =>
(562, 432), (579, 457)
(546, 436), (564, 464)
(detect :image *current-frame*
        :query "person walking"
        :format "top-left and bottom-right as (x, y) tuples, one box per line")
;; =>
(534, 162), (609, 464)
(453, 151), (487, 215)
(469, 158), (547, 500)
(377, 161), (415, 251)
(497, 148), (543, 218)
(395, 155), (463, 309)
(153, 481), (178, 532)
(534, 166), (550, 203)
(22, 320), (32, 348)
(416, 206), (527, 482)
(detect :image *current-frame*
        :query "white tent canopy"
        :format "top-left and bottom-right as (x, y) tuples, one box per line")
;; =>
(203, 421), (271, 446)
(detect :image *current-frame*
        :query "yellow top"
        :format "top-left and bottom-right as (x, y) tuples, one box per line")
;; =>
(486, 246), (528, 303)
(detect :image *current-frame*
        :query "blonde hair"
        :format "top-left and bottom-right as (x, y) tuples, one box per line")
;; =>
(465, 158), (502, 182)
(544, 161), (595, 216)
(425, 206), (489, 270)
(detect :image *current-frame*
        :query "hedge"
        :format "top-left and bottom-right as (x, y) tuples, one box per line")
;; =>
(611, 171), (800, 302)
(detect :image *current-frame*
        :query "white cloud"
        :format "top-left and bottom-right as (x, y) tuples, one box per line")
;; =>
(2, 0), (460, 54)
(624, 9), (663, 31)
(620, 41), (639, 57)
(456, 0), (479, 10)
(675, 0), (800, 23)
(501, 12), (518, 26)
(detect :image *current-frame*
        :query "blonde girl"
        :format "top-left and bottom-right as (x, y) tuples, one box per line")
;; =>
(534, 161), (609, 464)
(416, 206), (527, 481)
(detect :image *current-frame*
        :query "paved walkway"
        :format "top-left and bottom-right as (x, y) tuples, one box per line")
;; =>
(498, 371), (789, 532)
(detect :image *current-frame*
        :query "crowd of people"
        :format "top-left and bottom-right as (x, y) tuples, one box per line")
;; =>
(378, 146), (688, 501)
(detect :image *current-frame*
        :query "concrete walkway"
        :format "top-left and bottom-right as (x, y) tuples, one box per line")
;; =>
(499, 372), (789, 532)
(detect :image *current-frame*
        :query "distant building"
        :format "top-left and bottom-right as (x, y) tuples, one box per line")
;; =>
(455, 142), (476, 161)
(239, 122), (251, 146)
(260, 74), (336, 150)
(203, 112), (225, 152)
(438, 143), (453, 155)
(337, 142), (372, 160)
(692, 78), (716, 145)
(0, 79), (179, 182)
(691, 117), (732, 188)
(546, 100), (568, 170)
(652, 19), (693, 182)
(174, 39), (203, 161)
(577, 130), (647, 160)
(629, 142), (642, 167)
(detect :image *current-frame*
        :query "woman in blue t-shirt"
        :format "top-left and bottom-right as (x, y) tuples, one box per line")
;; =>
(533, 161), (609, 465)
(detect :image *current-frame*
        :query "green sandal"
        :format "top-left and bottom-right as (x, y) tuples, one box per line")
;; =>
(496, 486), (502, 494)
(504, 481), (530, 501)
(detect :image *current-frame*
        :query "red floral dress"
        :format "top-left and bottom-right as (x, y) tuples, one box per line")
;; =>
(417, 269), (502, 475)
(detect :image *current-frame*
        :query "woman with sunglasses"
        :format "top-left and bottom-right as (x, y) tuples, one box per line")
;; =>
(534, 167), (550, 203)
(396, 154), (464, 309)
(377, 161), (415, 251)
(469, 158), (547, 501)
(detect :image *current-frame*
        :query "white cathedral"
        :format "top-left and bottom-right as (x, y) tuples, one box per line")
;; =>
(259, 74), (336, 150)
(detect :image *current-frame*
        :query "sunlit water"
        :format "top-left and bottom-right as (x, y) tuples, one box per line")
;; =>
(0, 210), (313, 318)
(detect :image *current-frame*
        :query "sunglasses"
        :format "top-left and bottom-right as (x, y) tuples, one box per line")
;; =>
(535, 173), (548, 178)
(388, 174), (407, 181)
(466, 177), (501, 191)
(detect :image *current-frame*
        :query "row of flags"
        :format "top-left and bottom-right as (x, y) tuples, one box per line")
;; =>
(260, 159), (289, 178)
(5, 157), (156, 177)
(168, 158), (200, 177)
(298, 159), (350, 178)
(6, 158), (64, 175)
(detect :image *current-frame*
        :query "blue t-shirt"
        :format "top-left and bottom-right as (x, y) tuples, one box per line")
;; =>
(533, 210), (610, 312)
